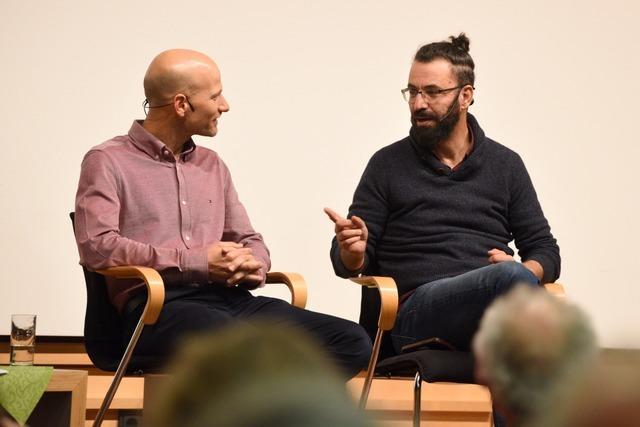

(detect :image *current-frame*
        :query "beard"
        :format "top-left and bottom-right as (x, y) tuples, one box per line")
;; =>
(410, 97), (461, 152)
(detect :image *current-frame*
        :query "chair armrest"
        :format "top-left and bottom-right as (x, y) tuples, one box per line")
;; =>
(266, 272), (308, 309)
(349, 276), (398, 331)
(97, 266), (165, 325)
(544, 282), (566, 298)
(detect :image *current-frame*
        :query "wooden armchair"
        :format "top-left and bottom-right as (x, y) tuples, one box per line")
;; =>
(351, 275), (565, 426)
(70, 213), (308, 427)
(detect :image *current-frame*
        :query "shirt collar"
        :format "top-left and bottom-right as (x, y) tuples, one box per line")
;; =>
(128, 120), (197, 162)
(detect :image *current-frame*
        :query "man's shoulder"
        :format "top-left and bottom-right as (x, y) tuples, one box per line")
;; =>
(85, 134), (132, 157)
(369, 137), (413, 163)
(482, 137), (524, 165)
(469, 114), (523, 164)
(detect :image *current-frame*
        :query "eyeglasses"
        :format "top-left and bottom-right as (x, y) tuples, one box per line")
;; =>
(401, 85), (470, 103)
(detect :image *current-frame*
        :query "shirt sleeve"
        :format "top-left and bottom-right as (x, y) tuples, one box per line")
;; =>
(508, 154), (561, 283)
(330, 152), (389, 278)
(220, 162), (271, 282)
(74, 150), (209, 283)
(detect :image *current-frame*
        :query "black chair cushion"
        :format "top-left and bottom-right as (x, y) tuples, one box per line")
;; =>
(375, 349), (476, 383)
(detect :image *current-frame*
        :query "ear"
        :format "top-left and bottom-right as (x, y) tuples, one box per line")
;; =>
(459, 85), (475, 109)
(174, 94), (189, 116)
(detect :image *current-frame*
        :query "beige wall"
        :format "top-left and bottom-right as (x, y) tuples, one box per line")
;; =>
(1, 0), (638, 348)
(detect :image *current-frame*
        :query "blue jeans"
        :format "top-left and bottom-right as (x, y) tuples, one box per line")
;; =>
(391, 262), (539, 353)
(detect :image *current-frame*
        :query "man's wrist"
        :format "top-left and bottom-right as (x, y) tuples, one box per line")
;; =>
(523, 259), (544, 281)
(340, 249), (365, 272)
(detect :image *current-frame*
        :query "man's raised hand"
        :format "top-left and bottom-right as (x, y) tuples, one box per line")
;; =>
(324, 207), (367, 271)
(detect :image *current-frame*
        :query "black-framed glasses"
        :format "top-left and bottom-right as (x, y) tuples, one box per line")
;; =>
(401, 85), (472, 103)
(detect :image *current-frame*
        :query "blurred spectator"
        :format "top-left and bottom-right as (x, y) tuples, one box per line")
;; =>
(473, 285), (597, 426)
(148, 321), (372, 427)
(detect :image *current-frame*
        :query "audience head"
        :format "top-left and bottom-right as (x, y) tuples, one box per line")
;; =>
(148, 322), (371, 427)
(473, 284), (597, 425)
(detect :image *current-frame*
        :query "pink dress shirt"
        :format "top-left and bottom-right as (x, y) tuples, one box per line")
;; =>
(74, 121), (270, 311)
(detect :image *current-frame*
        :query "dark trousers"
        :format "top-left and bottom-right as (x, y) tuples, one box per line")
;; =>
(122, 285), (372, 378)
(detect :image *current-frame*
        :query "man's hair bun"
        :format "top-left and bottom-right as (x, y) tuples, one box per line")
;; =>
(450, 33), (470, 53)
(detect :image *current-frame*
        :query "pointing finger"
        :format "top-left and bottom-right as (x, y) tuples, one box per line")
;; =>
(323, 207), (344, 224)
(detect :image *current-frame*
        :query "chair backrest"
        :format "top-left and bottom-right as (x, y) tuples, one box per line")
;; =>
(70, 212), (124, 371)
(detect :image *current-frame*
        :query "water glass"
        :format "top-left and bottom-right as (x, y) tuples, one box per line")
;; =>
(10, 314), (36, 366)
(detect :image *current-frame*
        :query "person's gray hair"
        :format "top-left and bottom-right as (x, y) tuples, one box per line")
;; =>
(473, 284), (597, 422)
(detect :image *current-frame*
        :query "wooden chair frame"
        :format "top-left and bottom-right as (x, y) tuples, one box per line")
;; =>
(351, 275), (566, 425)
(91, 268), (307, 427)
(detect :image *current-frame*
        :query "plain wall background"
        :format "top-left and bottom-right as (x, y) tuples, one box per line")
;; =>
(1, 0), (638, 348)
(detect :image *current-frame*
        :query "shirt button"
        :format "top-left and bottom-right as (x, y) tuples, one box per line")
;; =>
(185, 236), (190, 241)
(182, 200), (187, 205)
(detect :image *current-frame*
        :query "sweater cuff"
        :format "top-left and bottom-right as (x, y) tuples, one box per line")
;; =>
(331, 246), (366, 278)
(527, 254), (559, 284)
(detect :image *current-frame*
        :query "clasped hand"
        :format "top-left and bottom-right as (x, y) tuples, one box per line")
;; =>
(207, 241), (265, 287)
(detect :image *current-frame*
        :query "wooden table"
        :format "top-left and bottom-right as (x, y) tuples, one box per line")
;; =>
(27, 369), (87, 427)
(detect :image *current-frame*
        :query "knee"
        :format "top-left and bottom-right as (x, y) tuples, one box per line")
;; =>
(326, 321), (372, 378)
(344, 323), (373, 371)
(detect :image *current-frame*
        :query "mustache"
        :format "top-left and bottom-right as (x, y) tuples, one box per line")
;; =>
(412, 109), (438, 121)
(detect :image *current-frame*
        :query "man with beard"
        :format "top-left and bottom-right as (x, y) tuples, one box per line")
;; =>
(324, 34), (560, 356)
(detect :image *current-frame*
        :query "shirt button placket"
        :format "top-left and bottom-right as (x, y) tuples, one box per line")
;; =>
(176, 164), (192, 247)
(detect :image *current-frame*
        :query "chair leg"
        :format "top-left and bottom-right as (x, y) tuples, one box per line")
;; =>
(359, 328), (384, 410)
(413, 371), (422, 427)
(93, 314), (146, 427)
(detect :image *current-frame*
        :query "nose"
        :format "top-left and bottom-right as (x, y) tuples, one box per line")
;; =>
(219, 94), (230, 113)
(411, 92), (428, 110)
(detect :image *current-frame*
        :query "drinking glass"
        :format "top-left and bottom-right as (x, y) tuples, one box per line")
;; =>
(10, 314), (36, 366)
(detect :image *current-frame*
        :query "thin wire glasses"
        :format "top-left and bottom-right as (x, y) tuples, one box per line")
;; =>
(401, 85), (471, 103)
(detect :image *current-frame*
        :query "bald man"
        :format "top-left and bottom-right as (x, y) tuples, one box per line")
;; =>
(74, 49), (371, 377)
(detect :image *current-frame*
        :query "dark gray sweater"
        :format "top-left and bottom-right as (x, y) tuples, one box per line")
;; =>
(331, 114), (560, 306)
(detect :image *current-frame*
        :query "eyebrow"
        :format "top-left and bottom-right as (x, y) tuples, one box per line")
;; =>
(407, 83), (442, 90)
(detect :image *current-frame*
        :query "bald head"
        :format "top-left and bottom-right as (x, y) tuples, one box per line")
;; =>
(144, 49), (220, 106)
